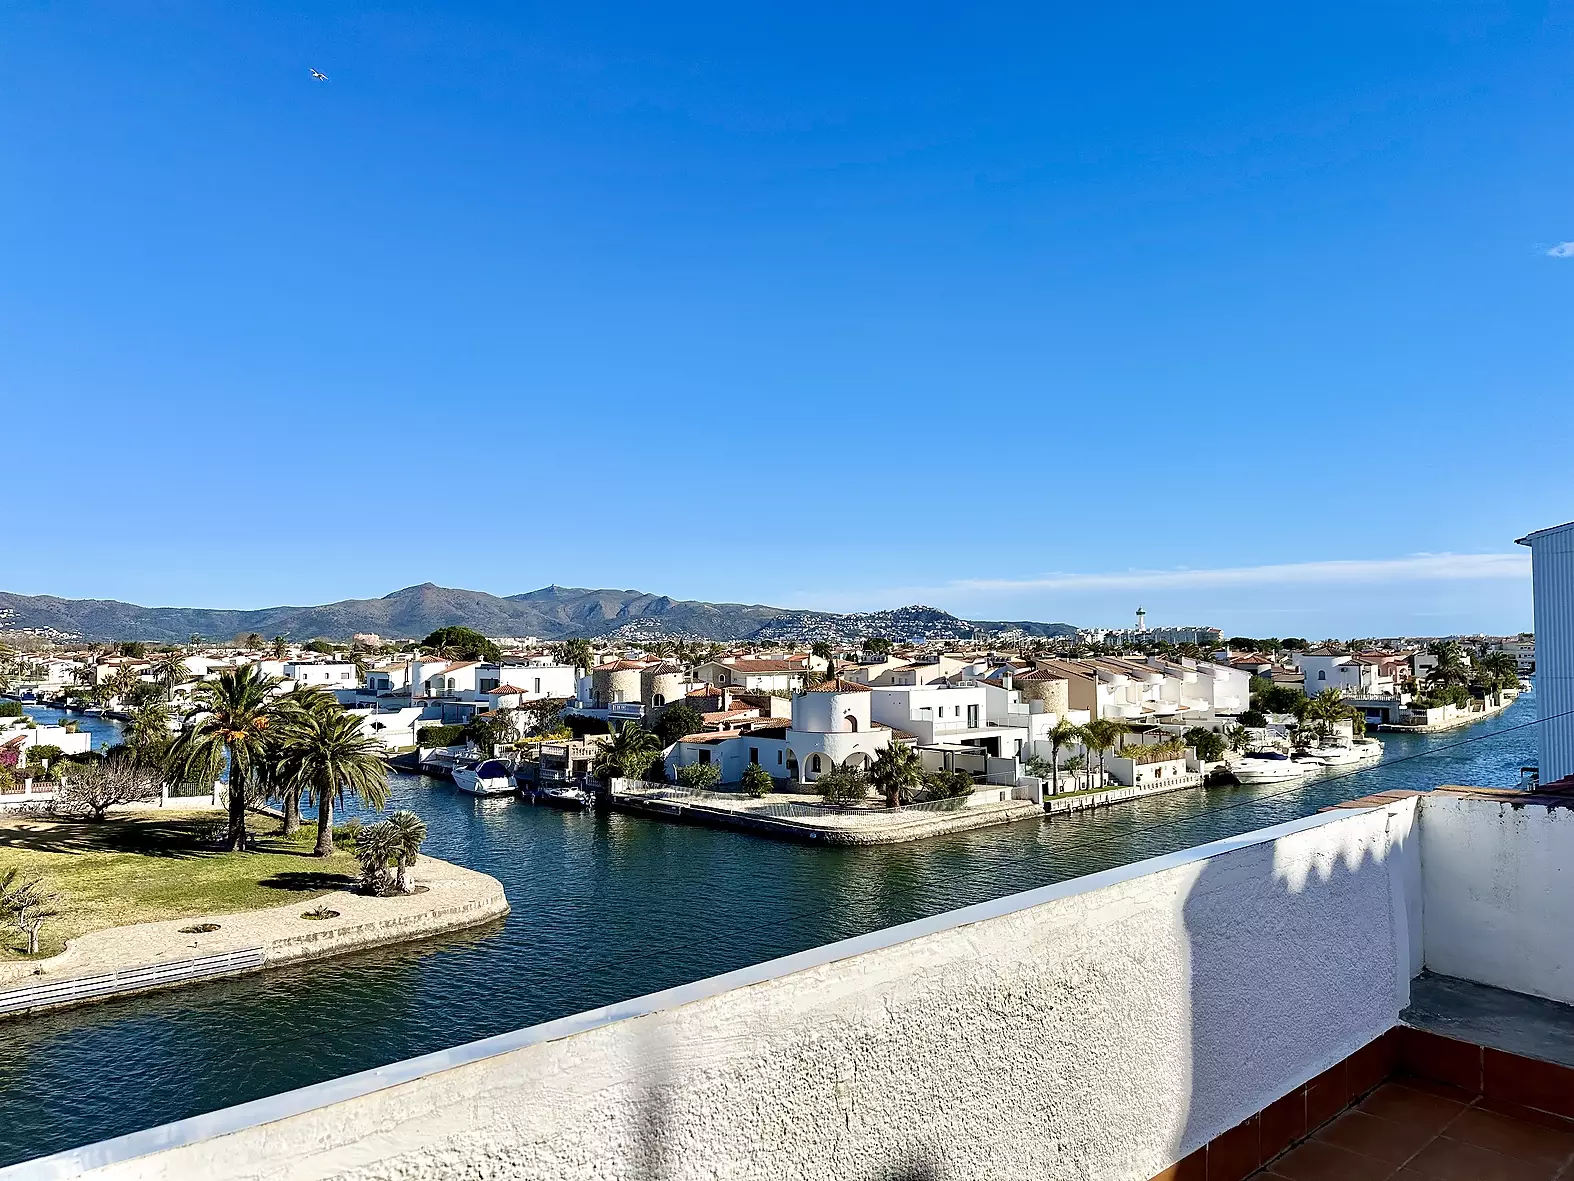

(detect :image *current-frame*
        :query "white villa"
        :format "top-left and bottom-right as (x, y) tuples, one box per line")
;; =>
(666, 679), (891, 784)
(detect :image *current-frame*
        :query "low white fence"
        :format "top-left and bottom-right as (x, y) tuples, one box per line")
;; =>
(0, 947), (265, 1018)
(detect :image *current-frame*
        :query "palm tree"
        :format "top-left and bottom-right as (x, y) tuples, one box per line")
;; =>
(166, 665), (280, 851)
(590, 723), (661, 791)
(1078, 717), (1130, 789)
(556, 638), (593, 673)
(126, 701), (171, 764)
(1046, 718), (1083, 795)
(271, 635), (289, 660)
(275, 706), (389, 857)
(1426, 640), (1468, 690)
(869, 742), (924, 807)
(153, 649), (186, 703)
(1225, 724), (1252, 754)
(1480, 651), (1518, 692)
(270, 686), (338, 835)
(385, 811), (428, 893)
(1305, 688), (1351, 742)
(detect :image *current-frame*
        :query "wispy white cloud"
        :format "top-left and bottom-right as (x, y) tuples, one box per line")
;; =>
(944, 552), (1529, 594)
(797, 553), (1531, 608)
(1547, 242), (1574, 258)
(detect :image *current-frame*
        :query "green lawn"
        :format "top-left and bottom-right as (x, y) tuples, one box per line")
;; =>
(0, 812), (360, 960)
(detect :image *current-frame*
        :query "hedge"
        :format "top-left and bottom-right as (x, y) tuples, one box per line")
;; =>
(417, 724), (467, 748)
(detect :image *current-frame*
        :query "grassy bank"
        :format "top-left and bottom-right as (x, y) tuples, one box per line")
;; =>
(0, 813), (360, 960)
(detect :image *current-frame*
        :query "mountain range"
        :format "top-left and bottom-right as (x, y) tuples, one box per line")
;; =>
(0, 584), (1078, 646)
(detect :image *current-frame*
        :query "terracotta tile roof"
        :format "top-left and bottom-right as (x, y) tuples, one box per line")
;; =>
(678, 730), (743, 744)
(642, 661), (684, 675)
(596, 660), (648, 671)
(719, 659), (807, 674)
(488, 686), (530, 695)
(702, 708), (755, 724)
(801, 678), (871, 693)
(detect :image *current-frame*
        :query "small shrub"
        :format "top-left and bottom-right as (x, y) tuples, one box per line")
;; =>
(814, 765), (870, 805)
(333, 819), (363, 849)
(676, 762), (721, 790)
(919, 768), (974, 802)
(1184, 727), (1226, 763)
(354, 821), (399, 896)
(25, 745), (62, 767)
(0, 702), (24, 718)
(739, 763), (774, 798)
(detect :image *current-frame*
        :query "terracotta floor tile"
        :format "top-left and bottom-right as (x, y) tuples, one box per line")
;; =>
(1392, 1076), (1480, 1105)
(1478, 1096), (1574, 1135)
(1266, 1138), (1398, 1181)
(1442, 1106), (1574, 1168)
(1316, 1108), (1440, 1163)
(1403, 1137), (1559, 1181)
(1359, 1082), (1470, 1134)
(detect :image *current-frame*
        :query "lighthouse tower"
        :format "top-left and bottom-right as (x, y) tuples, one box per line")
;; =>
(1136, 606), (1147, 633)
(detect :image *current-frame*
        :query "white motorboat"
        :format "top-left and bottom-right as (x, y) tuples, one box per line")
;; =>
(453, 758), (516, 797)
(530, 783), (596, 810)
(1233, 752), (1317, 785)
(1304, 740), (1383, 768)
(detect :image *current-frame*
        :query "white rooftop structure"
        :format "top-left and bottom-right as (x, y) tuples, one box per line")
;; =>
(1517, 520), (1574, 784)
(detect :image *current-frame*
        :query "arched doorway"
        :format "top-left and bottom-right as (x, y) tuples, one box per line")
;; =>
(785, 749), (800, 781)
(843, 715), (859, 732)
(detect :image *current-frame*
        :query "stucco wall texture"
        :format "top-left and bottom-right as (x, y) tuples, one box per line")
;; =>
(39, 803), (1420, 1181)
(1421, 792), (1574, 1005)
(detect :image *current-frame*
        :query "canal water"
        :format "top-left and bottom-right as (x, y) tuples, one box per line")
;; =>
(0, 693), (1541, 1167)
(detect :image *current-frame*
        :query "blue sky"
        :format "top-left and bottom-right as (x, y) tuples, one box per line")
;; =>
(3, 2), (1569, 636)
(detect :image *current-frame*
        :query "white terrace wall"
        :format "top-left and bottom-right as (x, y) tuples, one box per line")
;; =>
(27, 802), (1420, 1181)
(1420, 792), (1574, 1004)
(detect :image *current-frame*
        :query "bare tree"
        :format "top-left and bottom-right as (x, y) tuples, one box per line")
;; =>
(53, 760), (162, 821)
(0, 869), (62, 955)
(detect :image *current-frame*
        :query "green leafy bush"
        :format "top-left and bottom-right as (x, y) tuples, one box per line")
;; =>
(1184, 727), (1227, 763)
(739, 762), (774, 798)
(1239, 710), (1268, 729)
(416, 724), (466, 748)
(919, 768), (974, 801)
(25, 745), (62, 766)
(814, 765), (870, 805)
(676, 762), (721, 789)
(0, 702), (24, 718)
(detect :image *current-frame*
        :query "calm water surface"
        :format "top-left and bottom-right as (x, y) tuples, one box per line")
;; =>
(0, 693), (1540, 1166)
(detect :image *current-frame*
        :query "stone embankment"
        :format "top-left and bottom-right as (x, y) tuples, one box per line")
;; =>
(0, 856), (508, 1019)
(608, 786), (1042, 845)
(1377, 695), (1515, 734)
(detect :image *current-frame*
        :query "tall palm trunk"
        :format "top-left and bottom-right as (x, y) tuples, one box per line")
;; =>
(281, 785), (301, 836)
(227, 763), (249, 851)
(314, 779), (336, 856)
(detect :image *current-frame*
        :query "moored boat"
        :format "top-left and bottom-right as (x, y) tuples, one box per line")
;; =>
(452, 758), (516, 797)
(1233, 751), (1317, 784)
